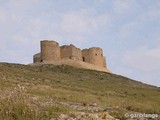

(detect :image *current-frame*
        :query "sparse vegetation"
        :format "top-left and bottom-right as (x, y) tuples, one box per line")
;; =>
(0, 63), (159, 119)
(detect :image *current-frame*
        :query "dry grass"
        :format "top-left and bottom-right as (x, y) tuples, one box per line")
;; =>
(0, 63), (159, 119)
(0, 85), (72, 120)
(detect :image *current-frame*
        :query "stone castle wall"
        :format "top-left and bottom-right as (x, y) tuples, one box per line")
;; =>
(33, 40), (111, 73)
(103, 56), (107, 68)
(33, 53), (41, 63)
(82, 48), (105, 68)
(60, 44), (82, 61)
(41, 40), (60, 62)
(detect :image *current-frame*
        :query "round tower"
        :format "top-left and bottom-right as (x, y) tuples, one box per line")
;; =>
(41, 40), (60, 62)
(33, 53), (41, 63)
(87, 47), (104, 68)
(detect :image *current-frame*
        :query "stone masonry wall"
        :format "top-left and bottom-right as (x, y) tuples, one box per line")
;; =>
(61, 44), (82, 61)
(70, 44), (82, 61)
(41, 40), (60, 62)
(82, 47), (104, 68)
(60, 45), (72, 59)
(103, 56), (107, 68)
(33, 40), (110, 72)
(33, 53), (41, 63)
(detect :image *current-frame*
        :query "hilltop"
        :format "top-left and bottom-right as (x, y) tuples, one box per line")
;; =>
(0, 63), (159, 120)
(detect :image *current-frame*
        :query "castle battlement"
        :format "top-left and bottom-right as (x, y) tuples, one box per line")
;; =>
(33, 40), (111, 73)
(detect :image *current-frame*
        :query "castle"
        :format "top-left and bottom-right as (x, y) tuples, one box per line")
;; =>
(33, 40), (111, 73)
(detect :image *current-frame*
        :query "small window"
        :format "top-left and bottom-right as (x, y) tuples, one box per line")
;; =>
(95, 53), (97, 56)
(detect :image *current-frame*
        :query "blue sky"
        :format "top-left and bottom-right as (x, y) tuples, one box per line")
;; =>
(0, 0), (160, 86)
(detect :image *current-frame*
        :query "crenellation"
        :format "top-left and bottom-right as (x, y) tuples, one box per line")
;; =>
(33, 40), (111, 72)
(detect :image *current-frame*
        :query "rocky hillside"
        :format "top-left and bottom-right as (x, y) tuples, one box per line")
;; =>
(0, 63), (159, 120)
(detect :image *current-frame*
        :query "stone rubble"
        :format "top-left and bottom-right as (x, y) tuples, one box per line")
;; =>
(52, 112), (115, 120)
(58, 101), (113, 113)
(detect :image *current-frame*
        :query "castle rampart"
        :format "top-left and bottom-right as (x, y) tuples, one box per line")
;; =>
(33, 40), (111, 73)
(60, 44), (82, 61)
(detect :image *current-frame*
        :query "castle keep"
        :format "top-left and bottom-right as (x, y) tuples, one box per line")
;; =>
(33, 40), (111, 72)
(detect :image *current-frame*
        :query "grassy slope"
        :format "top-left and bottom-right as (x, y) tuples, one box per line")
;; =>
(0, 63), (159, 119)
